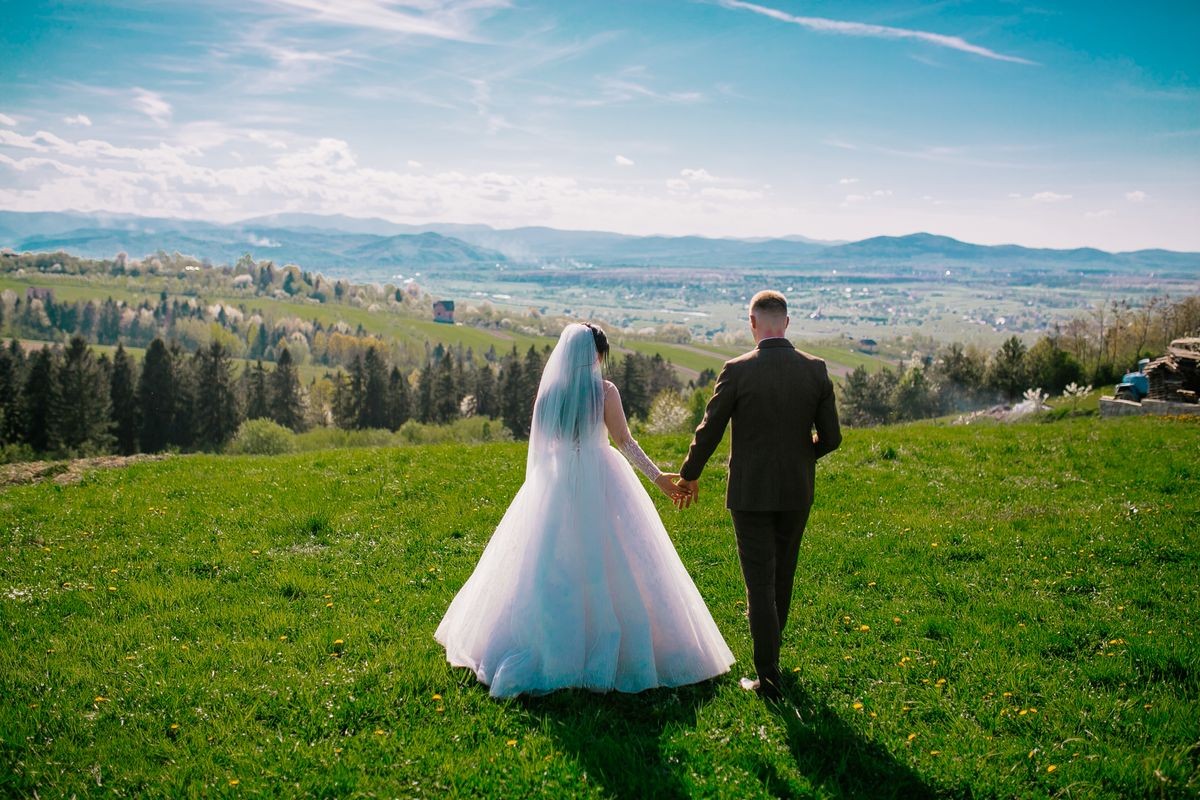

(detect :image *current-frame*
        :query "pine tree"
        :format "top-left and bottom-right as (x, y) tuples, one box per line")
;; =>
(20, 347), (56, 452)
(331, 370), (357, 429)
(986, 336), (1029, 402)
(138, 338), (174, 453)
(500, 351), (526, 438)
(619, 354), (648, 420)
(416, 362), (434, 423)
(52, 336), (113, 454)
(195, 341), (241, 450)
(432, 351), (458, 424)
(110, 344), (138, 454)
(0, 342), (22, 446)
(386, 365), (410, 430)
(245, 360), (271, 420)
(474, 363), (498, 419)
(359, 347), (389, 429)
(170, 345), (198, 449)
(270, 347), (306, 432)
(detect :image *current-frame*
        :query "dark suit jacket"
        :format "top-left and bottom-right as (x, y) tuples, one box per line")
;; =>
(680, 338), (842, 511)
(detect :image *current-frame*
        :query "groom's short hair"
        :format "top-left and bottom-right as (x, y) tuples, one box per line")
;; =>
(750, 290), (788, 319)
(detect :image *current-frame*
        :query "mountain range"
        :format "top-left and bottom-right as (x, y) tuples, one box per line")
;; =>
(1, 210), (1196, 278)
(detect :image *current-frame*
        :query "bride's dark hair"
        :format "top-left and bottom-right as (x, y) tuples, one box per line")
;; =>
(584, 322), (609, 362)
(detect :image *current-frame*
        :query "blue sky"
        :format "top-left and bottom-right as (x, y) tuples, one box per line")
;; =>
(1, 0), (1197, 250)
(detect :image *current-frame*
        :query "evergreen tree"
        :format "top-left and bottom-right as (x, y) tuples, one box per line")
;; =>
(416, 362), (434, 423)
(195, 341), (241, 450)
(890, 366), (937, 422)
(52, 336), (113, 454)
(386, 365), (410, 430)
(1024, 337), (1083, 396)
(270, 347), (306, 431)
(331, 370), (357, 429)
(986, 336), (1029, 402)
(110, 344), (138, 455)
(20, 347), (56, 452)
(170, 344), (198, 449)
(521, 346), (544, 424)
(432, 351), (458, 424)
(359, 347), (389, 429)
(0, 342), (22, 445)
(619, 354), (648, 420)
(500, 351), (527, 438)
(97, 299), (121, 345)
(245, 360), (271, 420)
(474, 363), (498, 419)
(138, 338), (175, 453)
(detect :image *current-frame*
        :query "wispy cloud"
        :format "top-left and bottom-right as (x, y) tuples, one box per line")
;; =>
(1125, 189), (1148, 203)
(614, 154), (634, 166)
(1031, 191), (1071, 203)
(838, 177), (859, 184)
(132, 88), (172, 125)
(64, 114), (92, 127)
(0, 113), (17, 127)
(716, 0), (1036, 65)
(249, 0), (510, 42)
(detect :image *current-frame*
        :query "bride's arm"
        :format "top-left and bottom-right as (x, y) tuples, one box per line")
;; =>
(604, 382), (684, 499)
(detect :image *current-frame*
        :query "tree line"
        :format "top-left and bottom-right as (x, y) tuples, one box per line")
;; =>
(839, 294), (1200, 426)
(0, 336), (679, 461)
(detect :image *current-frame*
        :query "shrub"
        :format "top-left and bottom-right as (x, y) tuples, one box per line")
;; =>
(227, 419), (296, 455)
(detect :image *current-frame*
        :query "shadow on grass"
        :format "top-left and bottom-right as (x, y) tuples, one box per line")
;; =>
(765, 675), (965, 799)
(519, 680), (719, 799)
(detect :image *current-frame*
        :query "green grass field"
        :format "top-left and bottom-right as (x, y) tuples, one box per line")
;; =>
(2, 416), (1198, 798)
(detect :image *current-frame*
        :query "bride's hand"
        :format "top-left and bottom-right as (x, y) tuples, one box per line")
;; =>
(655, 473), (689, 507)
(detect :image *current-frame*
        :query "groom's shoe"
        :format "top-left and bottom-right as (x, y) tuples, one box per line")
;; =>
(739, 676), (783, 701)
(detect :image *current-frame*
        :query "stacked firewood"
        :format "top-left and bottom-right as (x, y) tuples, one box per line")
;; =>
(1144, 338), (1200, 403)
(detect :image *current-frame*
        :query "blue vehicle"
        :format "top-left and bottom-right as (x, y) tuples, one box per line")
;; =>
(1115, 358), (1151, 401)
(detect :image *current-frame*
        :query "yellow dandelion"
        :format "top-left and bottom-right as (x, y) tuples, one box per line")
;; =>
(935, 678), (946, 686)
(930, 750), (941, 755)
(1047, 765), (1057, 773)
(859, 624), (870, 632)
(893, 617), (902, 624)
(333, 639), (345, 646)
(506, 739), (518, 747)
(326, 602), (334, 608)
(229, 779), (239, 786)
(334, 747), (343, 754)
(842, 615), (851, 623)
(867, 581), (876, 587)
(852, 702), (864, 710)
(94, 696), (108, 703)
(108, 586), (117, 592)
(324, 594), (332, 599)
(907, 733), (918, 741)
(1144, 703), (1153, 709)
(1002, 691), (1013, 697)
(375, 729), (386, 736)
(251, 549), (260, 555)
(279, 635), (288, 641)
(792, 666), (801, 673)
(432, 693), (443, 701)
(931, 542), (938, 548)
(170, 723), (180, 730)
(1029, 707), (1037, 713)
(1019, 709), (1028, 716)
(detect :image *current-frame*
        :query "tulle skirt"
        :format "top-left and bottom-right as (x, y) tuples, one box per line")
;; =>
(434, 444), (735, 697)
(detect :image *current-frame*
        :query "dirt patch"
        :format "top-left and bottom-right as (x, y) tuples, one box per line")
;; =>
(0, 453), (171, 488)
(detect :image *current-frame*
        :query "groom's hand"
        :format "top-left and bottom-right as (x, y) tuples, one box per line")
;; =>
(675, 478), (699, 509)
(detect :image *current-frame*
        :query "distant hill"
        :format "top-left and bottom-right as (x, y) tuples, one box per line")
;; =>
(0, 210), (1196, 276)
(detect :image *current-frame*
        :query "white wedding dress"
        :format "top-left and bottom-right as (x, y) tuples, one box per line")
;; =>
(435, 324), (734, 697)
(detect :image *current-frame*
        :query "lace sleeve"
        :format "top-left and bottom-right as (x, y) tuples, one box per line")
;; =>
(617, 437), (663, 482)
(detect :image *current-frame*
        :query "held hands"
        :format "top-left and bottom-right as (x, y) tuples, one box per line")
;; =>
(653, 473), (698, 509)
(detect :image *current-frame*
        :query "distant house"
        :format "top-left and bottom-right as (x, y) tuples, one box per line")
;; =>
(25, 287), (54, 303)
(433, 300), (456, 324)
(858, 338), (878, 353)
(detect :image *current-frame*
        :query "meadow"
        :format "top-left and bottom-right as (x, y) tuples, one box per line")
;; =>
(1, 415), (1198, 798)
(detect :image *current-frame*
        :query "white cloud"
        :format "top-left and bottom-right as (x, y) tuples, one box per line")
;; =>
(0, 113), (16, 127)
(700, 187), (763, 201)
(1031, 191), (1071, 203)
(1125, 190), (1148, 203)
(680, 168), (717, 182)
(614, 154), (634, 167)
(838, 177), (859, 184)
(64, 114), (92, 127)
(1007, 192), (1023, 199)
(132, 88), (172, 126)
(717, 0), (1036, 65)
(407, 160), (423, 168)
(250, 0), (509, 42)
(665, 178), (690, 194)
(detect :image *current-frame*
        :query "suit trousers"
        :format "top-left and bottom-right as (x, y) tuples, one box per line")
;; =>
(729, 507), (811, 687)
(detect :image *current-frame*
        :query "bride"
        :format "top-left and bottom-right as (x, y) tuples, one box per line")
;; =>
(435, 322), (735, 697)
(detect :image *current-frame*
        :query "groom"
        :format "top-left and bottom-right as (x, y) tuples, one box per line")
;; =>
(676, 290), (841, 699)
